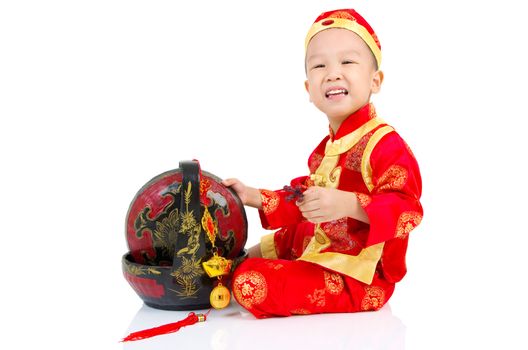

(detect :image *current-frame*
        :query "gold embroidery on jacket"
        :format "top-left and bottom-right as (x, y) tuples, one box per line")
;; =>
(328, 166), (342, 185)
(309, 153), (324, 173)
(321, 219), (357, 252)
(355, 192), (372, 207)
(260, 189), (280, 215)
(396, 211), (422, 239)
(377, 165), (408, 192)
(344, 133), (372, 172)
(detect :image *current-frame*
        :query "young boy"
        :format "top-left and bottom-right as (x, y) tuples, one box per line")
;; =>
(223, 9), (423, 318)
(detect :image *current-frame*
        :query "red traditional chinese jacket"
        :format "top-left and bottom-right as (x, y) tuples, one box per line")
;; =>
(258, 103), (423, 285)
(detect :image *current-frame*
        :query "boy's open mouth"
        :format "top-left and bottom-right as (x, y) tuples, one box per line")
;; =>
(325, 88), (349, 98)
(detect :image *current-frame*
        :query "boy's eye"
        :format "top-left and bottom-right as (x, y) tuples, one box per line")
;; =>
(312, 64), (325, 69)
(342, 60), (356, 65)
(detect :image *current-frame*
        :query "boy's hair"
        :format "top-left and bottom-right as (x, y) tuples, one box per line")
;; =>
(305, 9), (381, 71)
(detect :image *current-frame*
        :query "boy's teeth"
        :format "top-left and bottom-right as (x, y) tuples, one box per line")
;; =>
(326, 89), (347, 96)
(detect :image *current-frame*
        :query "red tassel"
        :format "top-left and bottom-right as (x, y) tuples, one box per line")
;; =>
(121, 311), (208, 342)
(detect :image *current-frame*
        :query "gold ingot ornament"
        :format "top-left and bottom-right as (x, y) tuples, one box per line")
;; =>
(202, 255), (233, 278)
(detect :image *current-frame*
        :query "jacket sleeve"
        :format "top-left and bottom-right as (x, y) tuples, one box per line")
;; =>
(258, 176), (308, 230)
(356, 132), (423, 247)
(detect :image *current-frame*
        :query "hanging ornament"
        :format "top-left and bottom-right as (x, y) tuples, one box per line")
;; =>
(201, 206), (233, 309)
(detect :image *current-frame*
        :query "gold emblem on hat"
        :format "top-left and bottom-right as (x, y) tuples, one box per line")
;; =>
(327, 10), (356, 21)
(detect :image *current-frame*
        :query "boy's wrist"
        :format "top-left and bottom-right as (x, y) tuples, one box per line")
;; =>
(246, 187), (263, 209)
(342, 190), (369, 224)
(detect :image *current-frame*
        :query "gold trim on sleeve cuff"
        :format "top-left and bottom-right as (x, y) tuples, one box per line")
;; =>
(260, 233), (278, 259)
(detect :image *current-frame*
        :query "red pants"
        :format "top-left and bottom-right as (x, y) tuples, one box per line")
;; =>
(231, 258), (395, 318)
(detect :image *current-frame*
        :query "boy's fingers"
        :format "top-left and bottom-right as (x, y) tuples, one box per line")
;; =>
(298, 201), (318, 212)
(300, 190), (318, 203)
(301, 211), (325, 223)
(302, 186), (322, 198)
(222, 178), (237, 186)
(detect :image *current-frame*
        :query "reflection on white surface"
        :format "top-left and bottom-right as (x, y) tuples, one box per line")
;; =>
(122, 301), (405, 350)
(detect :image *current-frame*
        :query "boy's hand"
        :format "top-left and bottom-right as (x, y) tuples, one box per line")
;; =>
(222, 178), (262, 209)
(297, 186), (369, 224)
(222, 178), (248, 203)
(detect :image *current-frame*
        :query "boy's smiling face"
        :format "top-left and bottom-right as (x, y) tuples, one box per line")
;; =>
(305, 28), (383, 130)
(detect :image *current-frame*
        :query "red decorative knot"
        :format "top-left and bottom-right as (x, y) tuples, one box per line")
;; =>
(322, 19), (334, 26)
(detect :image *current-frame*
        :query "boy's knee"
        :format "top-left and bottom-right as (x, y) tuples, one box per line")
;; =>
(231, 258), (272, 317)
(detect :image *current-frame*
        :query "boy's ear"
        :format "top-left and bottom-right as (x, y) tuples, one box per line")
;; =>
(304, 80), (312, 101)
(371, 70), (384, 94)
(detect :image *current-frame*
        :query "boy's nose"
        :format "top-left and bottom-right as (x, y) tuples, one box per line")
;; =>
(326, 74), (341, 82)
(325, 69), (342, 82)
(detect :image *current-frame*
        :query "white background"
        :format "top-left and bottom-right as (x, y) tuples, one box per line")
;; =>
(1, 0), (527, 349)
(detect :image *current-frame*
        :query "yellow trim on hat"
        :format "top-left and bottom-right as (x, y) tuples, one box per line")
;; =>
(305, 18), (382, 68)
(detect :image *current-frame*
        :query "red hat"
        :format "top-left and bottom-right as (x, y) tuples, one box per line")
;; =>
(305, 9), (382, 68)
